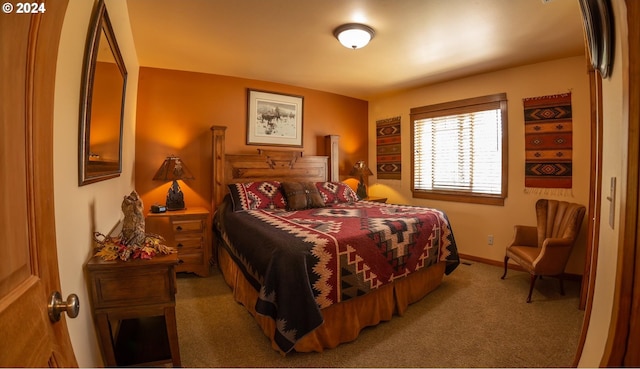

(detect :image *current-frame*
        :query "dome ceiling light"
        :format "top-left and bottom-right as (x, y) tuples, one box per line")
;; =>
(333, 23), (375, 49)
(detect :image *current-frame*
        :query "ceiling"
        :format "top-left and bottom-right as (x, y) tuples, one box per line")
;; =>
(126, 0), (586, 100)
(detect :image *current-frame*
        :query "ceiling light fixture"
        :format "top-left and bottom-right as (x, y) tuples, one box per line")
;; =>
(333, 23), (375, 50)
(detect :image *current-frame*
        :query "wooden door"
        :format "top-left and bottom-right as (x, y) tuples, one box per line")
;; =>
(602, 0), (640, 365)
(0, 0), (77, 366)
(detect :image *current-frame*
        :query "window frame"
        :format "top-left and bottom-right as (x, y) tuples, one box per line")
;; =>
(410, 93), (508, 206)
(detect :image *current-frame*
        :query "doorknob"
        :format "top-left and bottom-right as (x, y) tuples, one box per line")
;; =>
(48, 291), (80, 322)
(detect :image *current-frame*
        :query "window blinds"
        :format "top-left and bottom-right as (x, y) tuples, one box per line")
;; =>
(413, 108), (502, 195)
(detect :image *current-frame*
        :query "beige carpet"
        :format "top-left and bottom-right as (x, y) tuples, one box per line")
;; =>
(175, 260), (584, 368)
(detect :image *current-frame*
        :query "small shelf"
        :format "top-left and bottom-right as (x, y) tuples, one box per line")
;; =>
(114, 316), (172, 366)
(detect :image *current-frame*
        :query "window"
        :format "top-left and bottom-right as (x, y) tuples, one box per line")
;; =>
(411, 93), (508, 205)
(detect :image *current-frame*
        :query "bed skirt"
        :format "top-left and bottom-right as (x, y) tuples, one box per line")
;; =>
(217, 245), (446, 354)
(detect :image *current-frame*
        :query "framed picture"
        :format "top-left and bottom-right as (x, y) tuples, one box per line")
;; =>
(247, 89), (304, 147)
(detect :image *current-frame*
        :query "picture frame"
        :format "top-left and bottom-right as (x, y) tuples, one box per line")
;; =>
(247, 89), (304, 147)
(78, 0), (127, 186)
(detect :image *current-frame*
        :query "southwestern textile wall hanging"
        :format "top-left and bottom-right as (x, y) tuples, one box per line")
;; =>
(376, 116), (401, 180)
(523, 93), (573, 190)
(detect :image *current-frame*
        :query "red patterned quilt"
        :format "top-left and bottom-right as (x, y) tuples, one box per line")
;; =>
(214, 197), (459, 353)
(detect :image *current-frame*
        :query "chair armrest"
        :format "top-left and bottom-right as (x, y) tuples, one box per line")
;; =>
(533, 237), (576, 274)
(541, 237), (574, 248)
(510, 225), (538, 247)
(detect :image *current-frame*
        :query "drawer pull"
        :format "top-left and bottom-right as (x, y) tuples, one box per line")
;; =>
(177, 243), (183, 248)
(176, 226), (183, 231)
(178, 259), (184, 264)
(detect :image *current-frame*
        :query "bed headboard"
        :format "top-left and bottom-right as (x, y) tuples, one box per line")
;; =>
(210, 126), (339, 210)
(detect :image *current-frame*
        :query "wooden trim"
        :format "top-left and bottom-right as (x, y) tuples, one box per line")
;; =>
(573, 67), (603, 366)
(623, 0), (640, 363)
(325, 135), (339, 182)
(210, 125), (226, 212)
(602, 0), (640, 366)
(409, 93), (507, 115)
(410, 93), (508, 205)
(412, 190), (505, 206)
(459, 254), (509, 268)
(582, 67), (603, 310)
(459, 253), (583, 281)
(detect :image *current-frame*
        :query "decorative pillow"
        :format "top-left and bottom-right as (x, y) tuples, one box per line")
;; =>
(227, 181), (287, 211)
(281, 182), (326, 210)
(315, 181), (359, 204)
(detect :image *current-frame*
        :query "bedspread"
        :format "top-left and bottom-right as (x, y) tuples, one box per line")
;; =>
(214, 197), (459, 353)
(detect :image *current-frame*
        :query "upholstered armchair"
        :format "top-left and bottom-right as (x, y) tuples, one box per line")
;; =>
(501, 199), (586, 303)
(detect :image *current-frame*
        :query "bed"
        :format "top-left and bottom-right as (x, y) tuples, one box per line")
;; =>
(210, 126), (460, 355)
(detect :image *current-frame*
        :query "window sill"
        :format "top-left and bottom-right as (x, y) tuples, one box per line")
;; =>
(412, 190), (505, 206)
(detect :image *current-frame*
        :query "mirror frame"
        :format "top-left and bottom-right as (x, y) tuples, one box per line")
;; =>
(78, 0), (127, 186)
(578, 0), (614, 78)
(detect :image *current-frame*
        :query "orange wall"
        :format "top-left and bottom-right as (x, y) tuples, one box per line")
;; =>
(135, 67), (368, 211)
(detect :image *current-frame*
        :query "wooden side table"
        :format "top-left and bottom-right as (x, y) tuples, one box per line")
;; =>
(146, 207), (211, 276)
(86, 254), (181, 367)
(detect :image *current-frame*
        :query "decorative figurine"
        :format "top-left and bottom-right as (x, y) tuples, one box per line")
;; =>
(121, 190), (146, 246)
(93, 190), (175, 261)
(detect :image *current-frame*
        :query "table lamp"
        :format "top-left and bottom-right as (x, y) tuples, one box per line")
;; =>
(349, 160), (373, 199)
(152, 156), (194, 211)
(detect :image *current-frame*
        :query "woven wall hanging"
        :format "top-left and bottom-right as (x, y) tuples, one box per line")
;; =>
(523, 93), (573, 191)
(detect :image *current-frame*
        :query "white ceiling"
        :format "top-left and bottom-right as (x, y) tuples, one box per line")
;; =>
(126, 0), (586, 100)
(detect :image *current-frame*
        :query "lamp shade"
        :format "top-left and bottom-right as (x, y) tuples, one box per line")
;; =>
(333, 23), (375, 49)
(349, 160), (373, 177)
(153, 156), (195, 181)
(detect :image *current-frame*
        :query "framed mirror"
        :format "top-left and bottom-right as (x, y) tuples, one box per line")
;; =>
(578, 0), (614, 78)
(78, 0), (127, 186)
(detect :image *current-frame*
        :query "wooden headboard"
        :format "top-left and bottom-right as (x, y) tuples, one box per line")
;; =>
(210, 126), (339, 210)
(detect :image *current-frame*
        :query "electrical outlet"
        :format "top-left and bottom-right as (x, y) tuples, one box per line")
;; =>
(487, 235), (494, 245)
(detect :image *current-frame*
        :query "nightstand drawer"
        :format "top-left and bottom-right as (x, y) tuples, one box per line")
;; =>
(91, 268), (173, 309)
(175, 237), (203, 250)
(178, 253), (204, 266)
(173, 219), (203, 233)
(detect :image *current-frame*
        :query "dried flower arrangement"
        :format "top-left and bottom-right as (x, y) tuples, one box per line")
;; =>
(93, 190), (176, 261)
(93, 232), (175, 261)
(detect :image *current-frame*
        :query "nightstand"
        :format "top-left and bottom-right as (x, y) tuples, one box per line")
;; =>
(363, 196), (387, 203)
(146, 207), (211, 277)
(86, 253), (181, 367)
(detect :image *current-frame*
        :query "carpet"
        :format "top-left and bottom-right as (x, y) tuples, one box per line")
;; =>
(376, 116), (401, 180)
(175, 260), (584, 367)
(523, 93), (573, 189)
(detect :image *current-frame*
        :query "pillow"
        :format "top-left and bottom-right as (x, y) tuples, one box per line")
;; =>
(281, 182), (325, 210)
(227, 181), (287, 211)
(315, 181), (359, 204)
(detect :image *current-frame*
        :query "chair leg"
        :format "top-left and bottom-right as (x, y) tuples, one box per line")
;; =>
(501, 256), (509, 279)
(527, 274), (538, 303)
(558, 275), (565, 296)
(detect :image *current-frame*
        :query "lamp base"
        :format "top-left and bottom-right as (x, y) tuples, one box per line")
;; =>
(356, 181), (367, 200)
(166, 179), (186, 211)
(166, 204), (185, 211)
